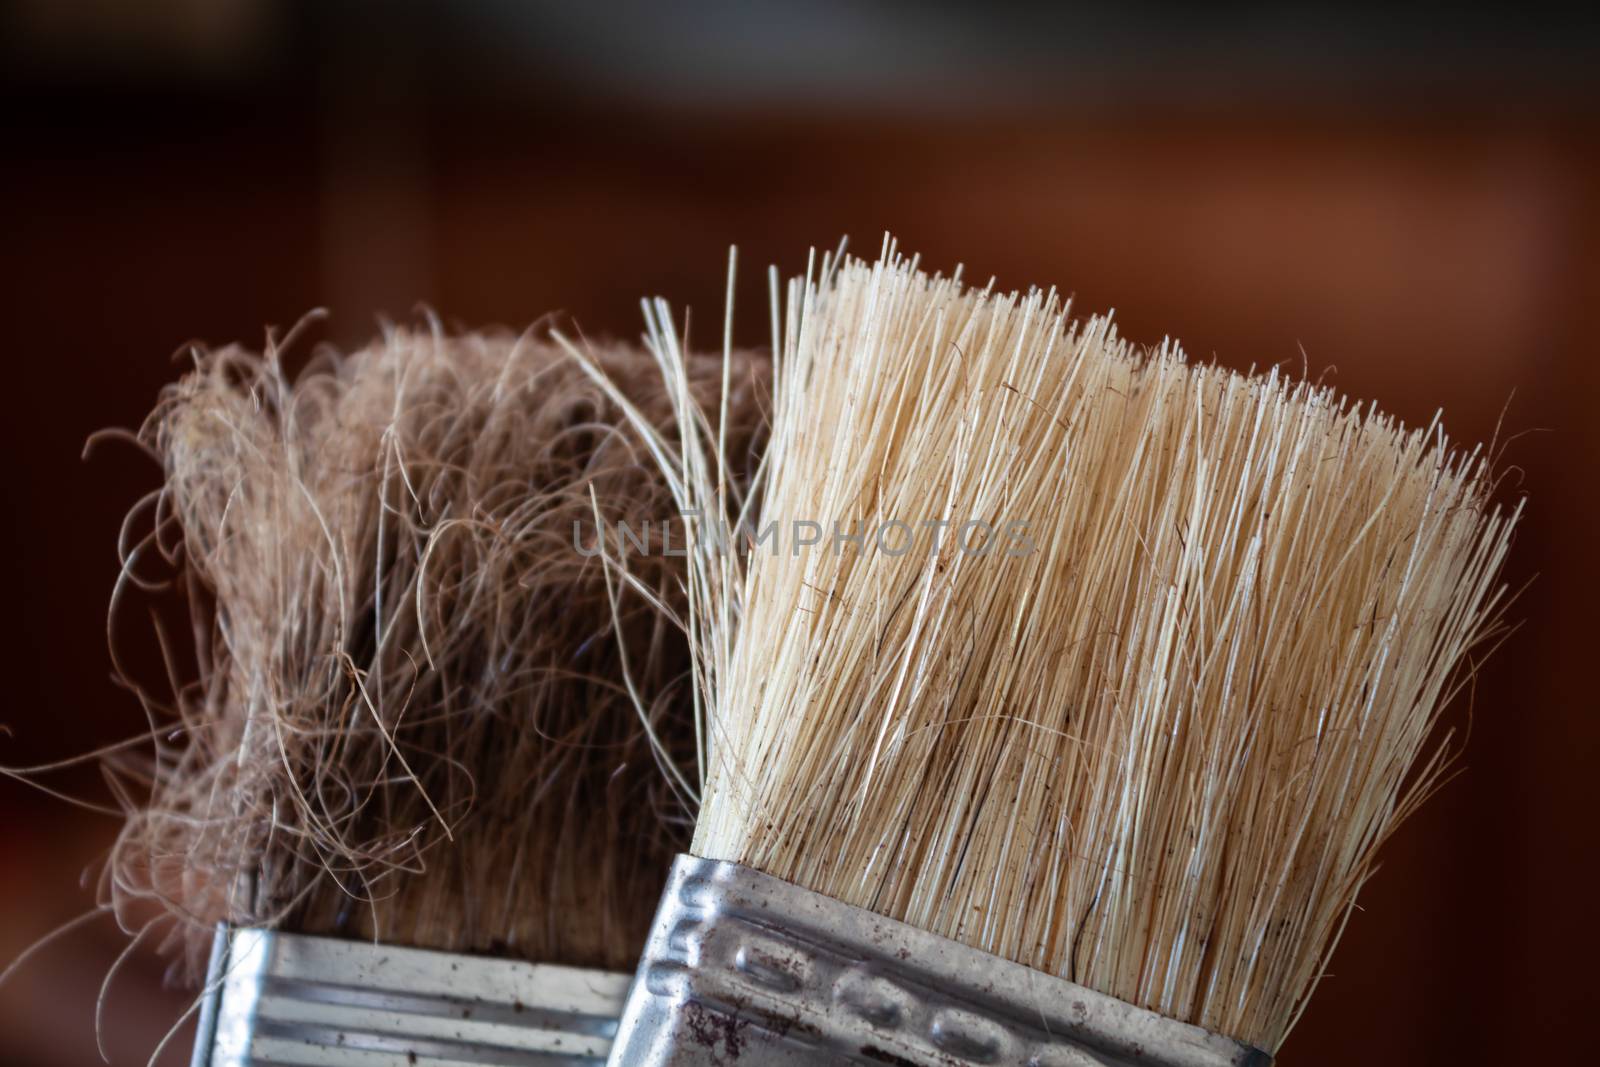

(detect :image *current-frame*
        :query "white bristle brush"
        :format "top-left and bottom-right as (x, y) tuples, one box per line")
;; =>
(570, 239), (1520, 1067)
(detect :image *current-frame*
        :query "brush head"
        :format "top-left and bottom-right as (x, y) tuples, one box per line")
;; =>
(677, 244), (1519, 1052)
(106, 324), (767, 979)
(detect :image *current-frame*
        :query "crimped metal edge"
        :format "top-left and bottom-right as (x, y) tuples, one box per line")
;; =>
(192, 927), (631, 1065)
(608, 855), (1272, 1067)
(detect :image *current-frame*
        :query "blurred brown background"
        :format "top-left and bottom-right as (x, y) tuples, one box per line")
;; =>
(2, 2), (1596, 1064)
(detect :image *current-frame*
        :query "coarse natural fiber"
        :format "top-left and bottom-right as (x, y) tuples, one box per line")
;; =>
(608, 241), (1521, 1052)
(100, 320), (767, 980)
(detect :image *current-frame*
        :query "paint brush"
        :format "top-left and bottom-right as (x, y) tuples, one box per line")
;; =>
(97, 321), (766, 1064)
(580, 241), (1520, 1066)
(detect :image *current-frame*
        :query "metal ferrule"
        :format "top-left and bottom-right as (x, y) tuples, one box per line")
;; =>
(607, 855), (1272, 1067)
(190, 926), (631, 1066)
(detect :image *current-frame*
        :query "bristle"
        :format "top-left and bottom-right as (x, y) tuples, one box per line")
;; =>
(654, 246), (1518, 1052)
(105, 325), (767, 979)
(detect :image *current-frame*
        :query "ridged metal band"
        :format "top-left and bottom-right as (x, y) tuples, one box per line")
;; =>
(189, 926), (631, 1065)
(608, 855), (1272, 1067)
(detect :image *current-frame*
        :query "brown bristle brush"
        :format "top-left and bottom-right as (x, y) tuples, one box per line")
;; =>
(583, 241), (1522, 1067)
(90, 321), (766, 1064)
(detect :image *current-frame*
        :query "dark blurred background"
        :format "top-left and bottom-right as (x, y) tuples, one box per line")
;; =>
(3, 2), (1596, 1064)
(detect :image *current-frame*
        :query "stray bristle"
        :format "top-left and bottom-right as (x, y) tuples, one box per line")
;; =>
(105, 323), (766, 979)
(642, 243), (1519, 1051)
